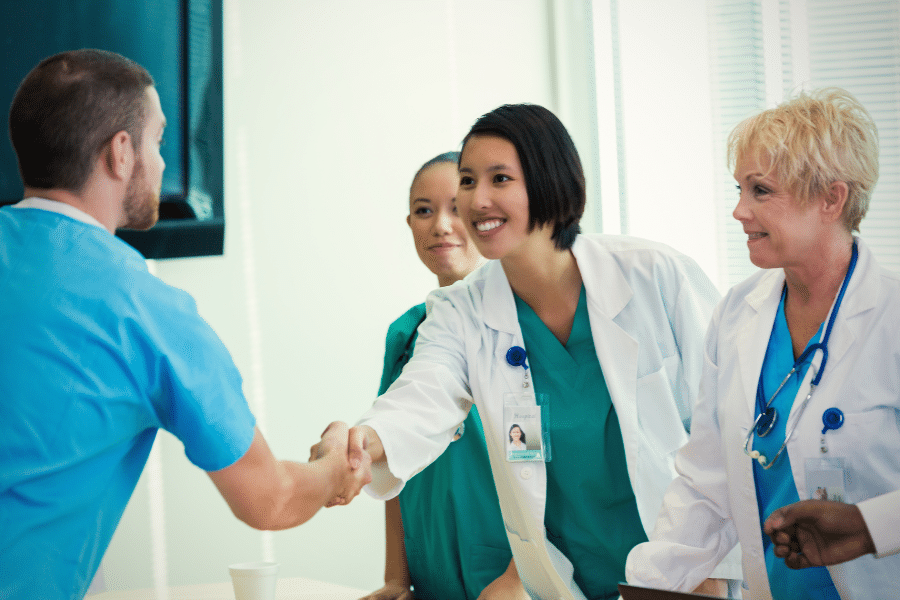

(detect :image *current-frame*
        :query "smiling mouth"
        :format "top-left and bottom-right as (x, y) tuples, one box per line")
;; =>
(748, 232), (768, 240)
(428, 243), (459, 250)
(475, 219), (505, 232)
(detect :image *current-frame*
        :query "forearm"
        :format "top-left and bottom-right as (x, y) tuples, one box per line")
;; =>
(384, 497), (411, 587)
(211, 425), (367, 531)
(478, 558), (528, 600)
(265, 456), (347, 529)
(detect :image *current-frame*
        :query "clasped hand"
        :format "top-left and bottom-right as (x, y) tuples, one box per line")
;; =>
(763, 500), (876, 569)
(309, 421), (373, 508)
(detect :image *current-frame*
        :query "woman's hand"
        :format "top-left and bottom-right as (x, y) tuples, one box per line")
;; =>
(307, 422), (372, 507)
(692, 578), (728, 597)
(359, 580), (413, 600)
(477, 558), (529, 600)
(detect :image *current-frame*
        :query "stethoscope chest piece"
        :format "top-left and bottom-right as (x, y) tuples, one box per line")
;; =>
(756, 406), (778, 437)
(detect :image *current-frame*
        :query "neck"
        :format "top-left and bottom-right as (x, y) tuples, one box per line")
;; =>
(500, 239), (580, 304)
(24, 183), (121, 234)
(437, 258), (487, 288)
(783, 232), (854, 308)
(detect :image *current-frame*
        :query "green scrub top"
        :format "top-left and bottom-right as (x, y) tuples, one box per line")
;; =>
(379, 304), (512, 600)
(515, 286), (648, 600)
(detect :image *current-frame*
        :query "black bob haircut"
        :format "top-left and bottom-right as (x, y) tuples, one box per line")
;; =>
(460, 104), (585, 250)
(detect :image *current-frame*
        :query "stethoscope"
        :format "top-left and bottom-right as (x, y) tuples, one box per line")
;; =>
(744, 240), (858, 469)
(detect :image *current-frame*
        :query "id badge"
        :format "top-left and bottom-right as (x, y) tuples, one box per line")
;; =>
(805, 457), (848, 502)
(504, 393), (550, 462)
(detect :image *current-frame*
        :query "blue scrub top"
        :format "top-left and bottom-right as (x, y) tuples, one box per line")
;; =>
(380, 304), (512, 600)
(0, 206), (256, 600)
(752, 290), (838, 600)
(515, 286), (647, 600)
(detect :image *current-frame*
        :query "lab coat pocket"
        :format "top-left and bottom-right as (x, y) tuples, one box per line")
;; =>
(636, 355), (689, 457)
(823, 405), (900, 501)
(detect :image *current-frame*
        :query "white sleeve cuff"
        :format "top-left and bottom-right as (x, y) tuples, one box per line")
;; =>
(857, 490), (900, 558)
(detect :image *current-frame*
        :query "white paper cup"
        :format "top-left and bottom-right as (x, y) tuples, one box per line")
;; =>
(228, 562), (280, 600)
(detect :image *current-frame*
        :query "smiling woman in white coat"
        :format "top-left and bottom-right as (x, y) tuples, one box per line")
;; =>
(317, 103), (741, 600)
(625, 88), (900, 600)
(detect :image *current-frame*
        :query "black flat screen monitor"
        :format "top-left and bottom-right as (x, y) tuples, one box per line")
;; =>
(0, 0), (224, 259)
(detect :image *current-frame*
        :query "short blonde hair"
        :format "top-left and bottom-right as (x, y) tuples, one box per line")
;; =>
(727, 88), (879, 232)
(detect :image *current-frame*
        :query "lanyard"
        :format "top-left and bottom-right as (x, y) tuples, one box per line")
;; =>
(746, 240), (858, 467)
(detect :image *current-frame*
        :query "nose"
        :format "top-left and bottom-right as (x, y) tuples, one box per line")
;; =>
(732, 189), (750, 223)
(432, 208), (453, 236)
(472, 181), (493, 210)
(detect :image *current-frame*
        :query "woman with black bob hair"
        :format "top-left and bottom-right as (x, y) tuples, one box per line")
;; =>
(324, 103), (739, 599)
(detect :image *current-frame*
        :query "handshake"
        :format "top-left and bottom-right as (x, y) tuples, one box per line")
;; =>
(308, 422), (383, 508)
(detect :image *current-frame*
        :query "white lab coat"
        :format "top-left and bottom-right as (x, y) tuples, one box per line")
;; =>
(625, 236), (900, 600)
(359, 234), (740, 599)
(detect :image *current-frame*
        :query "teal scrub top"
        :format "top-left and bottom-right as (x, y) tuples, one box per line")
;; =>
(379, 304), (512, 600)
(515, 286), (647, 600)
(752, 290), (838, 600)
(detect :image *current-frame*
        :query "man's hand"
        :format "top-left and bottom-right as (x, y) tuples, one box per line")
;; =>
(310, 422), (372, 507)
(764, 500), (876, 569)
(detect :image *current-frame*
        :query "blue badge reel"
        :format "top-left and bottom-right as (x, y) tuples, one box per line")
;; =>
(806, 407), (848, 502)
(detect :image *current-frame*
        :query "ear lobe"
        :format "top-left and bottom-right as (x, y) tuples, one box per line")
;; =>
(105, 131), (134, 181)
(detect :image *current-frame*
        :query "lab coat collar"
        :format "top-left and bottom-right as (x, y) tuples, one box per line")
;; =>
(571, 234), (633, 319)
(480, 235), (634, 334)
(482, 260), (519, 334)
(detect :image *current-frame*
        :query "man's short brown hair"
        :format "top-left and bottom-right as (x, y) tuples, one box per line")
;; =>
(9, 49), (154, 192)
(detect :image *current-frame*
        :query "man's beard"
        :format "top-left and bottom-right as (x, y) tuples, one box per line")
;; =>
(122, 158), (160, 230)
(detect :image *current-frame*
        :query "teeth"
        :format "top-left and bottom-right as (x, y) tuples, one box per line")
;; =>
(476, 219), (504, 232)
(748, 232), (767, 240)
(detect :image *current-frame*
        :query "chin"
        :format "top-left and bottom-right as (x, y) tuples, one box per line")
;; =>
(122, 195), (161, 230)
(747, 253), (781, 270)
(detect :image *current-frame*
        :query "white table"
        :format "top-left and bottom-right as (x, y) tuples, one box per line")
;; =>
(90, 577), (369, 600)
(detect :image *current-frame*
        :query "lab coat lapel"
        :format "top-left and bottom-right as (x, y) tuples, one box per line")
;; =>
(481, 260), (531, 395)
(572, 238), (640, 463)
(738, 270), (784, 428)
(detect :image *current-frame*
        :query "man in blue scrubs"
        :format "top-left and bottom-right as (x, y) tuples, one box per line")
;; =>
(0, 49), (371, 600)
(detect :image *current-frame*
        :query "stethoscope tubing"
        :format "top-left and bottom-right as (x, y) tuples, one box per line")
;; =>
(745, 241), (858, 469)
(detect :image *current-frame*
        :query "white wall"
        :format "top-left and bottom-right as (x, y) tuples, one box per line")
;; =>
(103, 0), (561, 592)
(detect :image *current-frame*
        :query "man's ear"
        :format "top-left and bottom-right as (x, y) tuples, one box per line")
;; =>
(104, 131), (134, 181)
(822, 180), (849, 223)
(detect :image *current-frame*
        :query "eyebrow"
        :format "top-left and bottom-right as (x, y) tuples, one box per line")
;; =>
(458, 164), (511, 174)
(412, 198), (432, 204)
